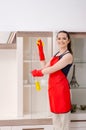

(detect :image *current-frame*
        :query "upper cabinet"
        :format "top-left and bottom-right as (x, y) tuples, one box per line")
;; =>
(16, 31), (53, 118)
(69, 32), (86, 119)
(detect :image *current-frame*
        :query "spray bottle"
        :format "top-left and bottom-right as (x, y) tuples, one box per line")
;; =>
(34, 78), (41, 91)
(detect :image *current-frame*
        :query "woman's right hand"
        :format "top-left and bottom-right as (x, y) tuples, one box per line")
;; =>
(31, 69), (44, 77)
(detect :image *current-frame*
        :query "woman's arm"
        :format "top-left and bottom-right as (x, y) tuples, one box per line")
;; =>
(42, 53), (73, 74)
(40, 56), (53, 68)
(36, 39), (50, 68)
(40, 61), (49, 68)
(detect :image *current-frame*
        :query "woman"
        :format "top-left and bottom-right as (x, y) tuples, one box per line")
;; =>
(31, 30), (73, 130)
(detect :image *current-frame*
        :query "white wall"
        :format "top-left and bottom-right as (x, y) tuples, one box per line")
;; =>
(0, 0), (86, 31)
(0, 50), (17, 118)
(0, 32), (10, 43)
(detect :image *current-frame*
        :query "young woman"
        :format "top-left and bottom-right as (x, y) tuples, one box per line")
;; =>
(31, 30), (73, 130)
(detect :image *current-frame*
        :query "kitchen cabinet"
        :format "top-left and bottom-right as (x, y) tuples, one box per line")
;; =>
(68, 32), (86, 119)
(52, 32), (86, 129)
(70, 121), (86, 130)
(0, 31), (86, 130)
(16, 31), (86, 121)
(12, 125), (53, 130)
(16, 32), (53, 118)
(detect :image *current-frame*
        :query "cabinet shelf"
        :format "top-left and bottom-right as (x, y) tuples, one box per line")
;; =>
(71, 107), (86, 115)
(74, 61), (86, 63)
(71, 84), (86, 89)
(23, 60), (39, 63)
(71, 87), (86, 89)
(24, 84), (35, 88)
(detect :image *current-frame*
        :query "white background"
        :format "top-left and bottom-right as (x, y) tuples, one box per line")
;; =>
(0, 0), (86, 31)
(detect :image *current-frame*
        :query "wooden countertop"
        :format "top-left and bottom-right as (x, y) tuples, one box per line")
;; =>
(0, 118), (52, 126)
(0, 115), (86, 126)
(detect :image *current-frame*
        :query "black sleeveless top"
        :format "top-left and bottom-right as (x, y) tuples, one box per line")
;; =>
(54, 51), (72, 76)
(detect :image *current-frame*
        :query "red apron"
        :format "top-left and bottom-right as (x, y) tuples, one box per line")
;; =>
(48, 56), (71, 113)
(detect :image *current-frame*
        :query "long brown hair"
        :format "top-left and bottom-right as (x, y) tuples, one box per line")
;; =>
(57, 30), (73, 54)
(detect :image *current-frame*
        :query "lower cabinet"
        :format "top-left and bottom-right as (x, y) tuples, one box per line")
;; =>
(12, 125), (53, 130)
(22, 129), (44, 130)
(12, 126), (53, 130)
(70, 128), (86, 130)
(70, 122), (86, 130)
(12, 127), (21, 130)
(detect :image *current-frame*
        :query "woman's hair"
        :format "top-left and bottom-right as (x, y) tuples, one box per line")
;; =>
(56, 30), (73, 54)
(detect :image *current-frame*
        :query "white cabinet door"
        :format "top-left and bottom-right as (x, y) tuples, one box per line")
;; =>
(44, 125), (53, 130)
(12, 125), (53, 130)
(70, 121), (86, 130)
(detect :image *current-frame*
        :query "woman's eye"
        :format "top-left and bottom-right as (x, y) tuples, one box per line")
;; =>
(63, 38), (66, 40)
(57, 38), (61, 40)
(57, 37), (67, 40)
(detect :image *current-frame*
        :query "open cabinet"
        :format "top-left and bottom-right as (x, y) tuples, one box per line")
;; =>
(16, 32), (53, 118)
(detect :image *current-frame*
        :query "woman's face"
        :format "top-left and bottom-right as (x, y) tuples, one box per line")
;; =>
(56, 32), (70, 49)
